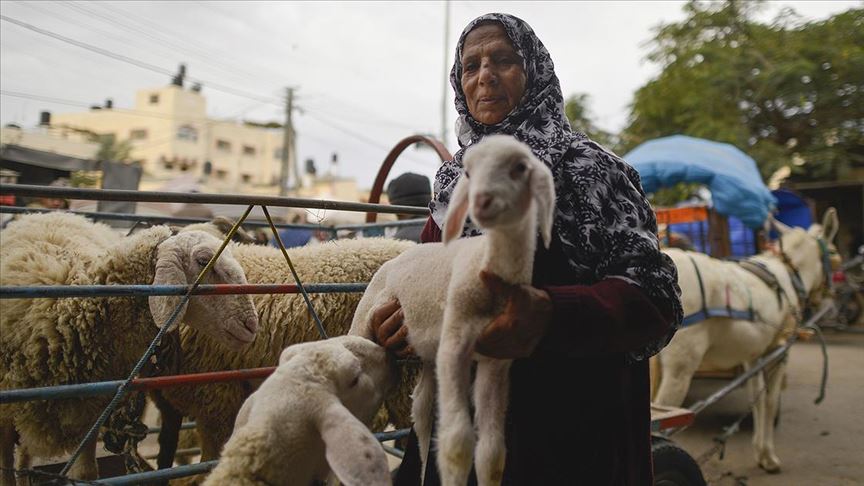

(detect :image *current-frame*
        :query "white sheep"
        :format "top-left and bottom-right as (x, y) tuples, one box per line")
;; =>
(201, 335), (395, 486)
(349, 135), (555, 486)
(156, 237), (416, 465)
(0, 213), (258, 483)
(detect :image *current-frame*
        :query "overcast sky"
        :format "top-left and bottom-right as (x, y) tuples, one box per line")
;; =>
(1, 1), (858, 190)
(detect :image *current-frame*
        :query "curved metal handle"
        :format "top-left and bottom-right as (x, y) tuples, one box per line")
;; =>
(365, 135), (452, 223)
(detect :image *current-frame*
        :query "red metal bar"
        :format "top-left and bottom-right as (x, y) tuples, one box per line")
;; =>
(130, 367), (276, 390)
(366, 135), (452, 223)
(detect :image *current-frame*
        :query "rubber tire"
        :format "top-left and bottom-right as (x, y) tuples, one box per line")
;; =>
(652, 436), (706, 486)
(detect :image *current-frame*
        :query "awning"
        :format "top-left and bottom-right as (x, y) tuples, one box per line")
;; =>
(0, 144), (101, 171)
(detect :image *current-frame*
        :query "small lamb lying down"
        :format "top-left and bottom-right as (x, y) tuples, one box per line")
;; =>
(202, 336), (397, 486)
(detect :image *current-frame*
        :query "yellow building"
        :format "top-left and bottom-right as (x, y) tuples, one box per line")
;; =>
(51, 84), (284, 193)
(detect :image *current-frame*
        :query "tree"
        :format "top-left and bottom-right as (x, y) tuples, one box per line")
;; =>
(623, 1), (864, 182)
(564, 93), (618, 151)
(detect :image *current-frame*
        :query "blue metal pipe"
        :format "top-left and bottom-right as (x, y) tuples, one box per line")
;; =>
(99, 460), (217, 485)
(91, 429), (412, 484)
(0, 283), (367, 299)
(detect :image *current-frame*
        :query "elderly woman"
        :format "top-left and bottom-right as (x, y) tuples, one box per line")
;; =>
(374, 13), (682, 485)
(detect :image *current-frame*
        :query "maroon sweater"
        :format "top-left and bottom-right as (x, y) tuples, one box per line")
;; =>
(394, 218), (674, 486)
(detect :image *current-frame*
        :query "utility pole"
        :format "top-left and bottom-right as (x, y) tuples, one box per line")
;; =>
(279, 87), (299, 196)
(440, 0), (451, 149)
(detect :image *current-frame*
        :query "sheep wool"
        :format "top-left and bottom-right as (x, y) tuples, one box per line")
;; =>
(160, 237), (415, 462)
(0, 215), (172, 458)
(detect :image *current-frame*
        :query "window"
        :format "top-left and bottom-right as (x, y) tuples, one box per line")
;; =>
(242, 145), (256, 156)
(130, 129), (148, 140)
(177, 125), (198, 142)
(149, 94), (159, 104)
(163, 161), (175, 170)
(241, 174), (252, 183)
(215, 169), (228, 180)
(216, 139), (231, 152)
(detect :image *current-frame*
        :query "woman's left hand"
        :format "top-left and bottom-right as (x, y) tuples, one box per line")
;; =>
(475, 270), (553, 359)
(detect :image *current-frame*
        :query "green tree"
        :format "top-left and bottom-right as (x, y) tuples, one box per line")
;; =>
(623, 1), (864, 182)
(564, 93), (617, 151)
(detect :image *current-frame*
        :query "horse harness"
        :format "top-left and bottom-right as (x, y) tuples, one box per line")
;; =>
(681, 235), (832, 328)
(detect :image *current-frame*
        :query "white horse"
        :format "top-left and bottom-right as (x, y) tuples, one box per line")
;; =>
(654, 209), (839, 472)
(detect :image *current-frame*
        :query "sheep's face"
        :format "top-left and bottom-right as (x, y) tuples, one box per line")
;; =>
(280, 336), (396, 423)
(149, 231), (259, 350)
(444, 135), (555, 247)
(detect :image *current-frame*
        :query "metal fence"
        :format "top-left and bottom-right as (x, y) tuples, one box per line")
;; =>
(0, 183), (424, 484)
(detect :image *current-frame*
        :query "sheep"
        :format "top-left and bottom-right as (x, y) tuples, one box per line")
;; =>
(201, 335), (396, 486)
(349, 135), (555, 486)
(156, 236), (416, 466)
(0, 213), (258, 483)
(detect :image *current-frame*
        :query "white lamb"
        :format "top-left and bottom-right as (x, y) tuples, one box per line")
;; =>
(0, 213), (258, 483)
(350, 135), (555, 486)
(201, 335), (395, 486)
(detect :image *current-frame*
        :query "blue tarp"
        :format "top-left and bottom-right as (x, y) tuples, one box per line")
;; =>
(772, 189), (813, 229)
(623, 135), (776, 228)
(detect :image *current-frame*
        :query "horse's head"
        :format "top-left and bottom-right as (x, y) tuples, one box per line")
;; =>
(770, 208), (840, 304)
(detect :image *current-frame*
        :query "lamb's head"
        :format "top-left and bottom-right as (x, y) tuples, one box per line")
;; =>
(278, 336), (396, 423)
(149, 230), (259, 350)
(443, 134), (555, 248)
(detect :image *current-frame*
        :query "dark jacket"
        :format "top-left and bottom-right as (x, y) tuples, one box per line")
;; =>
(394, 218), (674, 486)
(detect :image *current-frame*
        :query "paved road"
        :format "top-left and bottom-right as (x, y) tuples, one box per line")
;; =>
(671, 330), (864, 485)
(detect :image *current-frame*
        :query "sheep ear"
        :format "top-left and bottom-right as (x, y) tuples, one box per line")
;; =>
(820, 207), (839, 243)
(771, 217), (793, 235)
(319, 403), (390, 486)
(443, 176), (470, 245)
(149, 247), (188, 331)
(530, 163), (555, 249)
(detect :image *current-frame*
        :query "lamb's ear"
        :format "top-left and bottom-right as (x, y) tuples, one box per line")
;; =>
(149, 242), (188, 331)
(531, 163), (555, 249)
(443, 175), (470, 245)
(319, 403), (390, 486)
(821, 207), (839, 243)
(233, 394), (254, 430)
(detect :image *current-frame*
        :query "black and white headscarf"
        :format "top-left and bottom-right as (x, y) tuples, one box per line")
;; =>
(431, 13), (682, 361)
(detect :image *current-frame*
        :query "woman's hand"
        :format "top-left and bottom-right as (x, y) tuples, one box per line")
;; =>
(370, 299), (415, 358)
(475, 270), (553, 359)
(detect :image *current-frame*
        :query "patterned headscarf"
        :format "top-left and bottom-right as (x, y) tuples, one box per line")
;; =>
(431, 13), (682, 361)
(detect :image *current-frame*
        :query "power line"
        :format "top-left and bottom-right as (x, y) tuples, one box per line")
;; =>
(60, 1), (279, 90)
(0, 14), (282, 107)
(304, 111), (435, 167)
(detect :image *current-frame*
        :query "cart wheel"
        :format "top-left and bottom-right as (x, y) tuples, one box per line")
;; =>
(652, 436), (706, 486)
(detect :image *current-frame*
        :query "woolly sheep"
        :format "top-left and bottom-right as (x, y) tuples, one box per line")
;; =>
(0, 213), (258, 482)
(156, 237), (415, 465)
(201, 335), (395, 486)
(349, 135), (555, 486)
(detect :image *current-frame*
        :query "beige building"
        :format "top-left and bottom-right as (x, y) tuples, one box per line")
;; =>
(51, 84), (285, 193)
(0, 124), (100, 160)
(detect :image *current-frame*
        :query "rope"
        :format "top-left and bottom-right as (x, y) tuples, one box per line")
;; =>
(59, 205), (254, 477)
(261, 205), (328, 340)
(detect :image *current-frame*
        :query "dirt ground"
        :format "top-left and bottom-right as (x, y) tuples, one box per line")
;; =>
(671, 330), (864, 486)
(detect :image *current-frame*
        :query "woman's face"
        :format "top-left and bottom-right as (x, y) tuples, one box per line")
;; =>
(460, 23), (526, 125)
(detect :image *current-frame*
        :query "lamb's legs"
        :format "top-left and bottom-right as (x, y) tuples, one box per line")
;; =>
(412, 362), (436, 475)
(67, 434), (99, 480)
(436, 327), (476, 486)
(473, 359), (511, 486)
(1, 424), (16, 486)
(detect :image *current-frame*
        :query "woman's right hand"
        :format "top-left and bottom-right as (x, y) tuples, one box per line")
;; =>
(370, 299), (415, 358)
